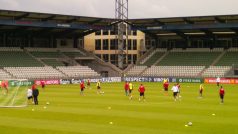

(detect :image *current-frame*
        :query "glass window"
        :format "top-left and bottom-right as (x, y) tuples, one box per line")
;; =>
(96, 54), (101, 59)
(95, 31), (101, 35)
(103, 54), (109, 62)
(95, 39), (101, 50)
(102, 30), (109, 35)
(132, 31), (137, 36)
(128, 39), (132, 50)
(110, 30), (115, 35)
(133, 39), (137, 50)
(103, 39), (109, 50)
(133, 54), (137, 64)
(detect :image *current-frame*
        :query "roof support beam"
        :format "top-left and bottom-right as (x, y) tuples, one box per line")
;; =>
(183, 18), (194, 24)
(171, 30), (187, 39)
(66, 17), (78, 23)
(153, 19), (165, 25)
(14, 13), (30, 20)
(88, 19), (103, 25)
(42, 15), (56, 21)
(214, 17), (226, 23)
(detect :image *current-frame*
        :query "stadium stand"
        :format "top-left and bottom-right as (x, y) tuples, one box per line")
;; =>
(0, 48), (44, 67)
(4, 67), (65, 79)
(142, 66), (205, 77)
(215, 49), (238, 66)
(140, 49), (166, 66)
(126, 66), (147, 76)
(57, 66), (100, 78)
(41, 59), (65, 67)
(59, 48), (87, 58)
(30, 51), (63, 58)
(157, 50), (221, 66)
(202, 66), (232, 77)
(0, 69), (12, 79)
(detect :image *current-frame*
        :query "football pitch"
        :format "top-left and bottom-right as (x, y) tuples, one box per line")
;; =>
(0, 82), (238, 134)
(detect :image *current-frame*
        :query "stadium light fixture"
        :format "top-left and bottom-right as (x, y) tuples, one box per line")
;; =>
(184, 32), (205, 35)
(212, 31), (236, 34)
(157, 33), (177, 36)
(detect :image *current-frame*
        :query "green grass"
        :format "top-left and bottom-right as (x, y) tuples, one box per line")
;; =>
(0, 82), (238, 134)
(0, 86), (27, 107)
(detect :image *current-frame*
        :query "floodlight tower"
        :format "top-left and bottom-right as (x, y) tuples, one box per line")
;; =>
(115, 0), (129, 69)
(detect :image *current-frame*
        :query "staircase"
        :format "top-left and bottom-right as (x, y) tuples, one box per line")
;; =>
(24, 49), (47, 66)
(211, 50), (227, 66)
(153, 51), (170, 65)
(136, 47), (155, 65)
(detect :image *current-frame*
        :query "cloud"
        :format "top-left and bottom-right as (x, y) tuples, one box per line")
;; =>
(0, 0), (238, 18)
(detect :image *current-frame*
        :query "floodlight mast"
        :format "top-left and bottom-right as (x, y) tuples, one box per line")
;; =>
(115, 0), (129, 69)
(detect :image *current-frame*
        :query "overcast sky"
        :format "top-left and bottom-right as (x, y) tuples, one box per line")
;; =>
(0, 0), (238, 18)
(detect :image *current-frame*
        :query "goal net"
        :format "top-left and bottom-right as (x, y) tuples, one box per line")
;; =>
(0, 79), (31, 108)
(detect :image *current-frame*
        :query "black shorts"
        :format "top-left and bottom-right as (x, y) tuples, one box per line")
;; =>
(129, 90), (132, 93)
(220, 94), (224, 99)
(87, 83), (90, 86)
(97, 86), (100, 89)
(42, 85), (45, 88)
(164, 88), (168, 91)
(28, 96), (33, 100)
(173, 92), (178, 97)
(140, 92), (144, 96)
(81, 88), (84, 91)
(200, 89), (203, 94)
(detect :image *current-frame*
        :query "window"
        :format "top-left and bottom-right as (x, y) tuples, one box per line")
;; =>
(103, 54), (109, 62)
(102, 30), (109, 35)
(133, 39), (137, 50)
(128, 39), (132, 50)
(132, 31), (137, 36)
(128, 54), (132, 64)
(110, 54), (118, 65)
(95, 39), (101, 50)
(110, 30), (115, 35)
(103, 39), (109, 50)
(95, 31), (101, 35)
(110, 39), (118, 50)
(133, 54), (137, 64)
(96, 54), (101, 59)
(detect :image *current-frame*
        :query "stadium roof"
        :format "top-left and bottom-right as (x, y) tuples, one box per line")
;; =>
(1, 9), (238, 38)
(128, 15), (238, 38)
(0, 9), (115, 38)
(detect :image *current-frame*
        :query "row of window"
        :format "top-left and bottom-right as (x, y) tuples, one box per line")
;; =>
(95, 30), (137, 36)
(96, 54), (137, 64)
(95, 39), (137, 50)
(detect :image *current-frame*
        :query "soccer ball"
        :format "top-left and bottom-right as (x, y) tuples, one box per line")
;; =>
(46, 102), (50, 105)
(188, 122), (193, 126)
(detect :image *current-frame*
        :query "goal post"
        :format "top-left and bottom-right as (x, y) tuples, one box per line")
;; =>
(0, 79), (32, 108)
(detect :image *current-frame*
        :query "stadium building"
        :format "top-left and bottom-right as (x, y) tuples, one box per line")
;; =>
(0, 9), (238, 79)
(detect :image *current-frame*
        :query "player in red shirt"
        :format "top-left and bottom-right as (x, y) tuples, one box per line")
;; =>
(124, 81), (129, 96)
(32, 83), (37, 90)
(1, 81), (8, 94)
(40, 81), (45, 90)
(138, 84), (145, 101)
(80, 81), (85, 95)
(163, 81), (169, 96)
(219, 86), (225, 104)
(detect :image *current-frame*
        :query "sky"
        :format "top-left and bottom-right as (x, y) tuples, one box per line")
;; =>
(0, 0), (238, 19)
